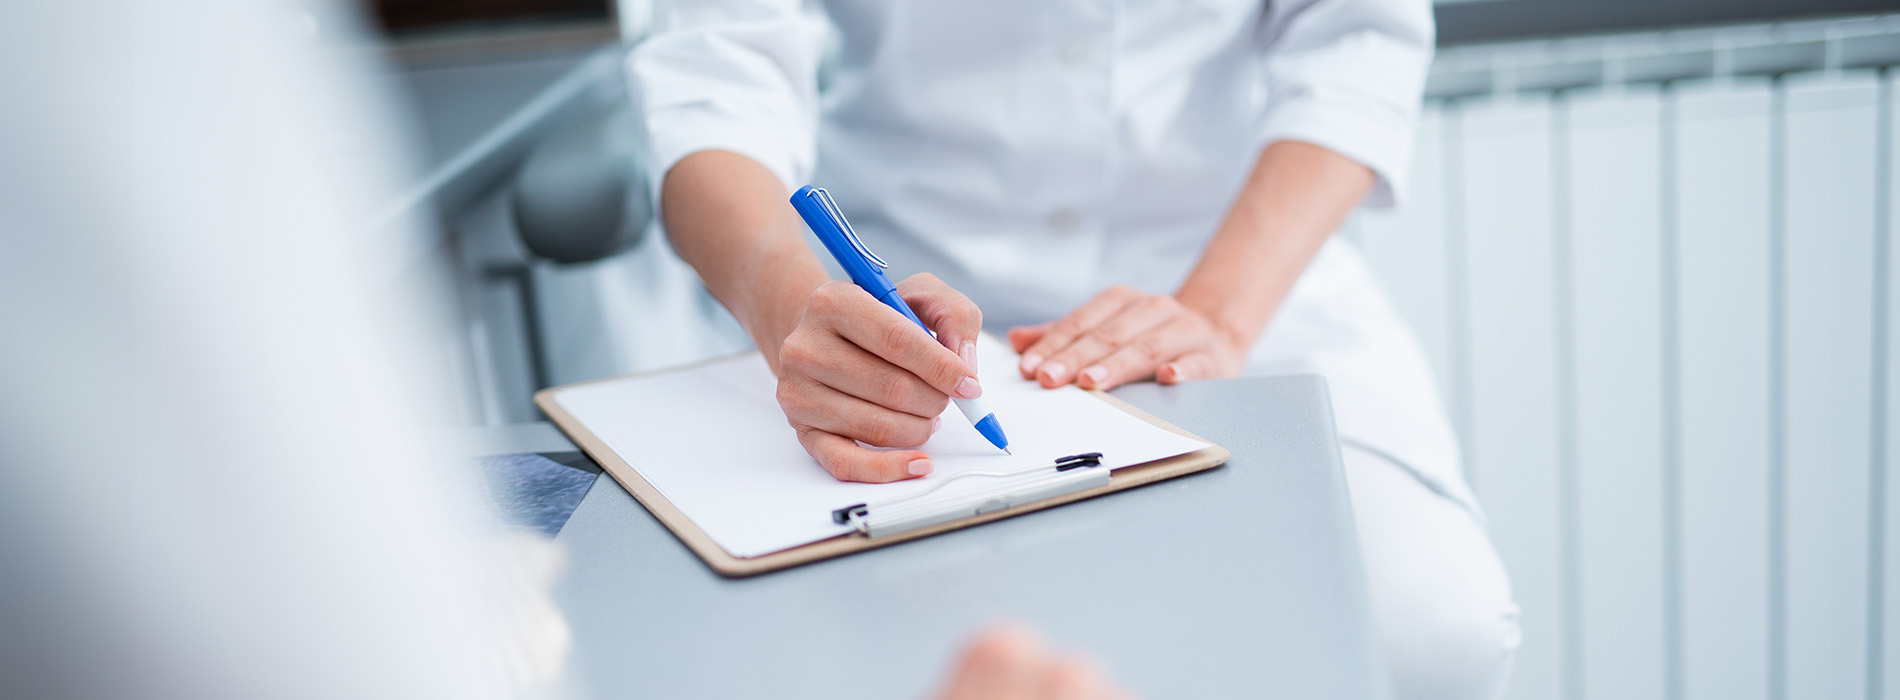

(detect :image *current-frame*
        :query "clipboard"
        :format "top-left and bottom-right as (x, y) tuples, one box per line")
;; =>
(536, 364), (1229, 578)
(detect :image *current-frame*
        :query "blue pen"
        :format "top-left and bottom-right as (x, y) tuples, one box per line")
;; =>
(790, 185), (1012, 454)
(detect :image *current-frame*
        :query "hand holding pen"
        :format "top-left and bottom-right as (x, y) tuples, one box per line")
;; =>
(775, 272), (988, 482)
(773, 185), (1012, 484)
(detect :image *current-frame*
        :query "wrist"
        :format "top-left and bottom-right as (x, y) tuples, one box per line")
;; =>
(1174, 291), (1260, 355)
(739, 245), (829, 363)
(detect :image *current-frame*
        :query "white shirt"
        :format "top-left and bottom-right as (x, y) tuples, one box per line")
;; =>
(634, 0), (1430, 323)
(631, 0), (1476, 508)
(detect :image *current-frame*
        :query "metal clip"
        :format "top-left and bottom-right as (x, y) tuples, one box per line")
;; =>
(806, 187), (889, 269)
(828, 453), (1107, 528)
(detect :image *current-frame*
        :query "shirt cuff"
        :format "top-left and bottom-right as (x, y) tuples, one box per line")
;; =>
(1258, 87), (1416, 209)
(643, 100), (813, 206)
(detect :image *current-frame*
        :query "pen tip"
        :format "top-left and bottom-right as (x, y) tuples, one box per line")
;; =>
(1004, 447), (1012, 455)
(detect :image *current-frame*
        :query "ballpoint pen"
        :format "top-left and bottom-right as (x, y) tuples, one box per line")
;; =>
(789, 185), (1012, 454)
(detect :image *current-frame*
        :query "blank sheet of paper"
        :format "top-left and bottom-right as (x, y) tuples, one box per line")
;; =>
(554, 335), (1209, 558)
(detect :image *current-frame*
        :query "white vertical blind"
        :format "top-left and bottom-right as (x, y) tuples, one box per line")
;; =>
(1881, 68), (1900, 700)
(1457, 96), (1570, 700)
(1673, 80), (1775, 700)
(1781, 74), (1880, 700)
(1565, 86), (1668, 700)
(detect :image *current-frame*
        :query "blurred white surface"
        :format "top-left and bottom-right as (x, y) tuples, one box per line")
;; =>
(0, 1), (568, 698)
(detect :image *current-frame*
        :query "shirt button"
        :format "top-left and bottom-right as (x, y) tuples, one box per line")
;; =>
(1059, 38), (1094, 68)
(1045, 207), (1081, 235)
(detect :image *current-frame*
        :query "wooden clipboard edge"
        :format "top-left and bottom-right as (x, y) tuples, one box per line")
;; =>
(535, 378), (1228, 579)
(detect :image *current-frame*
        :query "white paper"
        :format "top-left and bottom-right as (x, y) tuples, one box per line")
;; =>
(555, 335), (1209, 558)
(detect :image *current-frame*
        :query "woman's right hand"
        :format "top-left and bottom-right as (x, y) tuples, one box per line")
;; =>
(775, 273), (984, 482)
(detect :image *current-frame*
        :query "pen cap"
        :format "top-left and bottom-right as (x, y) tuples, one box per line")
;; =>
(791, 185), (898, 299)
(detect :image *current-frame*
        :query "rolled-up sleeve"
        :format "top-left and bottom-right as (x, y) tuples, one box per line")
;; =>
(629, 0), (827, 199)
(1256, 0), (1434, 208)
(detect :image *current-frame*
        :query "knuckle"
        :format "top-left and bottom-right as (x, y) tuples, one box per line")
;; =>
(951, 299), (982, 327)
(775, 380), (812, 417)
(878, 318), (915, 354)
(864, 412), (918, 447)
(892, 415), (930, 447)
(1132, 334), (1166, 363)
(805, 290), (835, 316)
(778, 335), (813, 369)
(820, 450), (859, 481)
(823, 456), (863, 482)
(793, 424), (819, 449)
(932, 356), (966, 387)
(875, 371), (915, 408)
(860, 411), (899, 446)
(1040, 322), (1078, 348)
(810, 281), (853, 312)
(1078, 326), (1119, 348)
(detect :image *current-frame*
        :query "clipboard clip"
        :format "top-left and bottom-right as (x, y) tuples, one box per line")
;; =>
(829, 453), (1106, 538)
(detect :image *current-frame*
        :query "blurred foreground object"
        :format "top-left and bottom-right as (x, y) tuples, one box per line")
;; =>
(933, 624), (1134, 700)
(0, 1), (568, 699)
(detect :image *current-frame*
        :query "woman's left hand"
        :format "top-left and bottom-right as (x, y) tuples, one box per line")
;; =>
(1008, 285), (1250, 391)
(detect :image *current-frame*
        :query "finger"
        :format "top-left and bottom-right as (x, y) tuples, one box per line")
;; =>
(795, 335), (949, 418)
(1036, 295), (1177, 389)
(1007, 323), (1051, 354)
(898, 273), (983, 373)
(1019, 285), (1143, 378)
(1157, 348), (1226, 385)
(1039, 654), (1113, 700)
(780, 378), (937, 448)
(1074, 318), (1206, 390)
(810, 280), (980, 400)
(794, 426), (931, 483)
(938, 624), (1047, 700)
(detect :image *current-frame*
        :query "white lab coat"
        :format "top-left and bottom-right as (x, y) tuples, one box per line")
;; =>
(633, 3), (1519, 695)
(631, 0), (1476, 512)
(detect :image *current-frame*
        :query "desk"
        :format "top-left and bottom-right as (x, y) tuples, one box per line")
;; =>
(524, 375), (1382, 698)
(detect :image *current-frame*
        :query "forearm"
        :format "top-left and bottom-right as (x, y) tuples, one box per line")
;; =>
(1175, 140), (1375, 348)
(661, 150), (830, 370)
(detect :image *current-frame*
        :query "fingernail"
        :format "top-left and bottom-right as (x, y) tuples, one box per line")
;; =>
(954, 376), (982, 399)
(1020, 352), (1044, 374)
(1040, 361), (1069, 383)
(932, 416), (943, 433)
(960, 341), (979, 374)
(1080, 366), (1108, 387)
(907, 458), (934, 476)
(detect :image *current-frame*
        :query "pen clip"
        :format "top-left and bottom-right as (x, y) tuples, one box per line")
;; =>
(806, 187), (889, 270)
